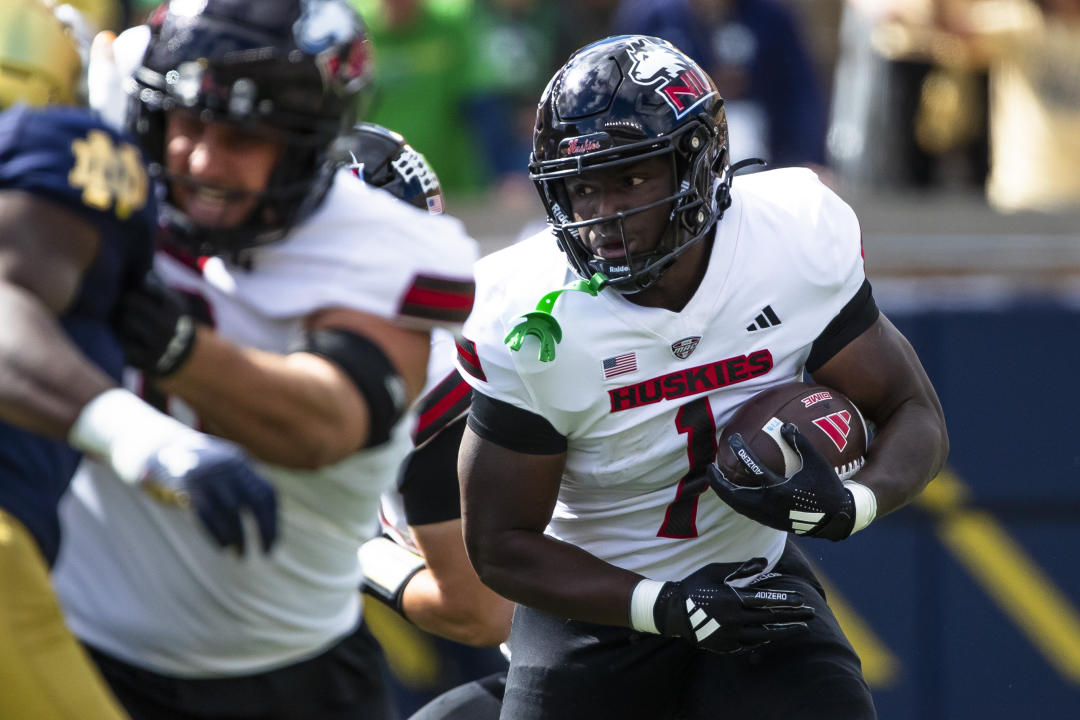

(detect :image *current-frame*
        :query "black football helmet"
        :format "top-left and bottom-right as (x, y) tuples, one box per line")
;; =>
(331, 122), (445, 214)
(530, 35), (732, 294)
(128, 0), (374, 254)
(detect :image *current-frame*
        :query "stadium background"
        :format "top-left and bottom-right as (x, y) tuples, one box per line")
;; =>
(67, 0), (1080, 715)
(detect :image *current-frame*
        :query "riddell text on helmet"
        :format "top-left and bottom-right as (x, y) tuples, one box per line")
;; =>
(608, 350), (773, 412)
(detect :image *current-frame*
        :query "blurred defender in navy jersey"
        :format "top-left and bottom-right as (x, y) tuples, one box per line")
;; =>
(53, 1), (478, 718)
(0, 2), (276, 718)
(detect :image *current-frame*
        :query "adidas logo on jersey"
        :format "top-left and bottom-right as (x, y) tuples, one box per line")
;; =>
(746, 306), (781, 332)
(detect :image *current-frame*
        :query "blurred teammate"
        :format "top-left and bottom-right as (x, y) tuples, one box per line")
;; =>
(0, 2), (276, 718)
(52, 1), (477, 718)
(337, 122), (512, 717)
(338, 122), (511, 648)
(457, 35), (948, 719)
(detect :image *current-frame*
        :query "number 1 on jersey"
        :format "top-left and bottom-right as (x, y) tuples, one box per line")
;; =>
(657, 397), (717, 539)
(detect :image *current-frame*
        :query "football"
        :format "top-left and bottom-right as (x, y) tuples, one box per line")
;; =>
(714, 382), (868, 486)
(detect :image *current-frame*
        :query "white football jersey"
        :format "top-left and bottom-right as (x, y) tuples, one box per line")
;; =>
(53, 172), (478, 676)
(458, 168), (865, 582)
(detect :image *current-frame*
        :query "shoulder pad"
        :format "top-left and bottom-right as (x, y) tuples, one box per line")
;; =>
(0, 106), (156, 231)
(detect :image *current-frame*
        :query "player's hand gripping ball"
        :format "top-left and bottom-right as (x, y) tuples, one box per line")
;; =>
(708, 382), (869, 540)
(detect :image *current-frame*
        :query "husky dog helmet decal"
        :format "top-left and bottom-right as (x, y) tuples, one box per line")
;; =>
(625, 36), (716, 119)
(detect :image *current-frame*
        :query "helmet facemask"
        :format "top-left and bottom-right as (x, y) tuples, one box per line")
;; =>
(530, 35), (731, 295)
(532, 116), (726, 294)
(141, 105), (336, 255)
(129, 0), (373, 257)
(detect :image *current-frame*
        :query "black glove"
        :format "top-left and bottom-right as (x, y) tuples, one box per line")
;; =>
(142, 434), (278, 555)
(651, 558), (814, 654)
(708, 423), (856, 540)
(116, 271), (197, 376)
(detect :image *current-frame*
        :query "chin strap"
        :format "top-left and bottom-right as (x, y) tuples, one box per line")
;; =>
(714, 157), (766, 213)
(504, 272), (607, 362)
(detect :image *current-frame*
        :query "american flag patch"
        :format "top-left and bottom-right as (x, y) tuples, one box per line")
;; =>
(427, 194), (444, 214)
(602, 352), (637, 379)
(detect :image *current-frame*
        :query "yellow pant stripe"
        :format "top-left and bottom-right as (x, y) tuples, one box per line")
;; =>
(0, 508), (128, 719)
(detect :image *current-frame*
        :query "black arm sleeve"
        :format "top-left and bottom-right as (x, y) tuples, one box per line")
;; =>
(399, 416), (467, 526)
(805, 279), (880, 373)
(293, 327), (406, 448)
(467, 391), (567, 455)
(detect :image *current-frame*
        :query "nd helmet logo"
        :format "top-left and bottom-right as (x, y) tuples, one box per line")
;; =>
(68, 130), (148, 220)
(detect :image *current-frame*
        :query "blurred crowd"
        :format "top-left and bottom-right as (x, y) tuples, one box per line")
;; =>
(29, 0), (1080, 213)
(832, 0), (1080, 213)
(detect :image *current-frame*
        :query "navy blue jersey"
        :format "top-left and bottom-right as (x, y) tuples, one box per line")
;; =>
(0, 105), (156, 564)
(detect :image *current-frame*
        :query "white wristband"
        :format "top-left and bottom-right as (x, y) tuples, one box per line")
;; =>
(844, 480), (878, 535)
(68, 388), (199, 486)
(629, 578), (665, 634)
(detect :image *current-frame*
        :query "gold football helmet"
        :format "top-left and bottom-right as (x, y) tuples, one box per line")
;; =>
(58, 0), (121, 33)
(0, 0), (82, 108)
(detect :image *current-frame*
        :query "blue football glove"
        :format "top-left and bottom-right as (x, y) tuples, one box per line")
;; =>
(69, 389), (278, 555)
(142, 435), (278, 555)
(648, 558), (814, 654)
(707, 423), (856, 540)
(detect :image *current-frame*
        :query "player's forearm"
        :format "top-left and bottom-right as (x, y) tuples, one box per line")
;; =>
(158, 326), (369, 468)
(465, 526), (641, 627)
(400, 569), (513, 646)
(858, 396), (949, 516)
(0, 283), (114, 437)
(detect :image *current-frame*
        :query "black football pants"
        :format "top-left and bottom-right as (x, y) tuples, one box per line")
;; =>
(83, 621), (397, 720)
(500, 539), (876, 720)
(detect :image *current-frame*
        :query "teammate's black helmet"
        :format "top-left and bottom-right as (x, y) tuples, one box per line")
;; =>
(129, 0), (374, 254)
(530, 35), (730, 294)
(332, 122), (445, 215)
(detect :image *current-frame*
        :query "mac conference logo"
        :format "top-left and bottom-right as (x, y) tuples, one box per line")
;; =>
(671, 336), (701, 359)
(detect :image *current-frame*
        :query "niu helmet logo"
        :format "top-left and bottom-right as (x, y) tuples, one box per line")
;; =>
(294, 0), (372, 93)
(812, 411), (852, 452)
(625, 37), (715, 118)
(294, 0), (360, 54)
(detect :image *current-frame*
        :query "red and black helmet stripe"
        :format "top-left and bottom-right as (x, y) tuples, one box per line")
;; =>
(412, 369), (473, 447)
(456, 336), (486, 382)
(399, 274), (474, 324)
